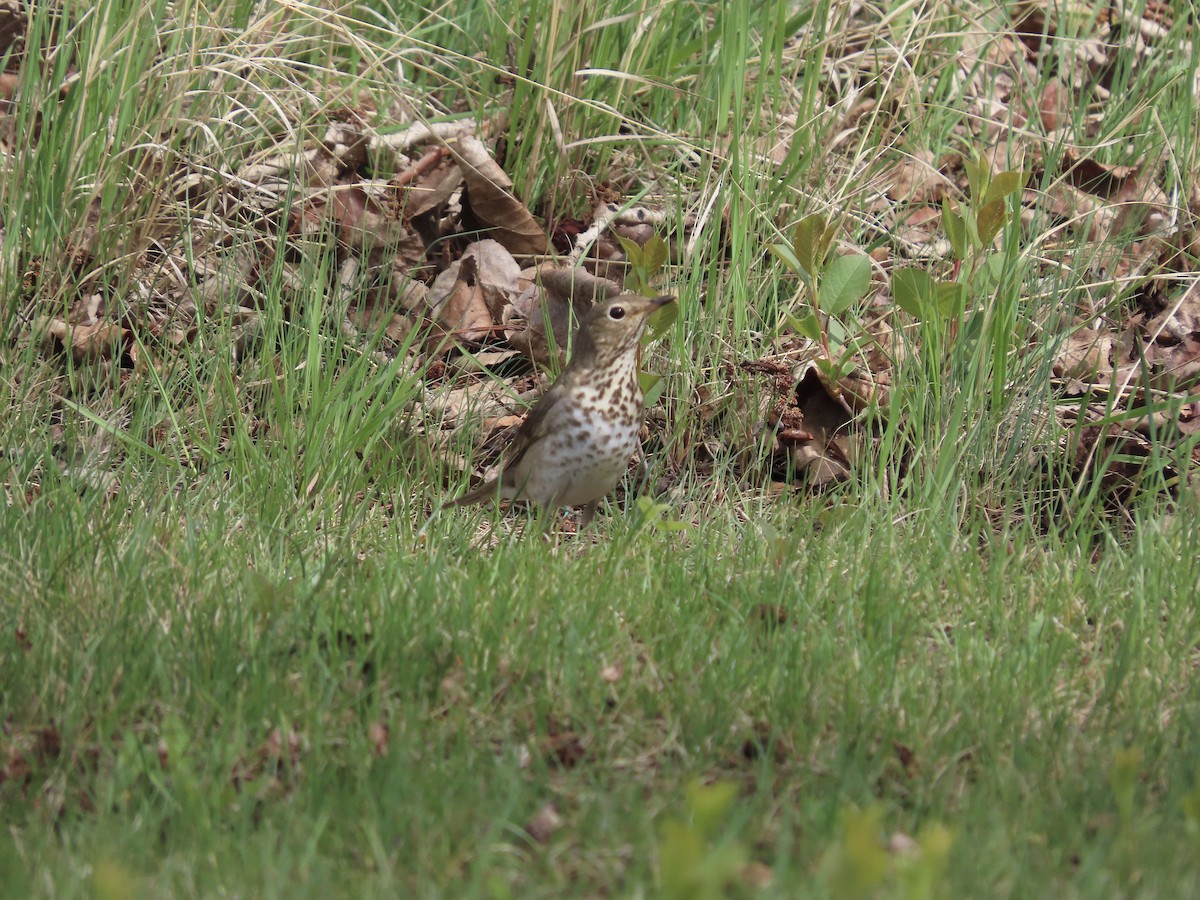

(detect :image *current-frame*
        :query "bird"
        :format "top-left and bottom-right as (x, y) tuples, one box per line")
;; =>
(445, 293), (676, 528)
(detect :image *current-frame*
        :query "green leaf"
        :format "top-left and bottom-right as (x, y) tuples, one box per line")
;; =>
(892, 267), (936, 318)
(934, 281), (967, 319)
(635, 497), (690, 532)
(941, 199), (969, 259)
(984, 169), (1026, 205)
(818, 253), (871, 317)
(824, 805), (887, 898)
(644, 300), (678, 342)
(768, 241), (804, 277)
(964, 153), (991, 201)
(639, 371), (666, 407)
(1182, 774), (1200, 836)
(787, 310), (823, 342)
(616, 235), (644, 267)
(659, 820), (706, 898)
(972, 251), (1008, 292)
(815, 355), (855, 382)
(976, 197), (1007, 246)
(792, 213), (831, 278)
(687, 780), (739, 838)
(1111, 746), (1143, 824)
(641, 234), (669, 275)
(825, 315), (849, 352)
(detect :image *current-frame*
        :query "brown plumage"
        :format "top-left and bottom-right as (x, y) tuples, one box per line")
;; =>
(447, 294), (675, 527)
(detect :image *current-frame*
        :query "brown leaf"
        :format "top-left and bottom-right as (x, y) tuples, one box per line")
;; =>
(504, 266), (619, 366)
(750, 604), (788, 627)
(599, 661), (623, 683)
(883, 150), (949, 204)
(740, 861), (774, 889)
(231, 727), (303, 791)
(1038, 77), (1069, 131)
(1148, 336), (1200, 391)
(1145, 280), (1200, 342)
(544, 717), (585, 769)
(887, 831), (920, 856)
(1060, 148), (1138, 198)
(524, 802), (564, 844)
(37, 317), (128, 362)
(449, 136), (547, 257)
(428, 240), (526, 345)
(784, 366), (856, 487)
(369, 722), (390, 757)
(1053, 328), (1113, 380)
(429, 255), (493, 344)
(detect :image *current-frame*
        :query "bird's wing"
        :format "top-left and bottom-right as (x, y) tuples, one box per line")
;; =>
(502, 380), (568, 472)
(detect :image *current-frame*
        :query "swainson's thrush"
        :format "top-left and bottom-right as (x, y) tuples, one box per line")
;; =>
(447, 293), (675, 526)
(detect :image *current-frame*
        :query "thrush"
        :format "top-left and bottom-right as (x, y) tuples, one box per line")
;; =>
(446, 293), (675, 527)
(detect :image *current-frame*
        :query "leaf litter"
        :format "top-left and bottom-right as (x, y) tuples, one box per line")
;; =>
(0, 0), (1195, 524)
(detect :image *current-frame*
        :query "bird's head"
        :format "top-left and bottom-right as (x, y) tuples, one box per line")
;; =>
(572, 294), (676, 370)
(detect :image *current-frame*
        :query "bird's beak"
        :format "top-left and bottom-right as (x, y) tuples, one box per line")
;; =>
(652, 295), (676, 310)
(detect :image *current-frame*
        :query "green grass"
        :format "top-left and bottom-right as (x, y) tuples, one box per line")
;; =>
(3, 0), (1200, 896)
(5, 483), (1200, 896)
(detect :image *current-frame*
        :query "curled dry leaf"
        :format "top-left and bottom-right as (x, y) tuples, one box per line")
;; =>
(740, 861), (774, 889)
(1146, 337), (1200, 392)
(785, 366), (857, 487)
(1146, 280), (1200, 342)
(36, 317), (128, 362)
(524, 802), (564, 845)
(1038, 76), (1070, 131)
(504, 266), (620, 366)
(599, 661), (623, 683)
(883, 149), (950, 204)
(428, 240), (525, 344)
(369, 721), (389, 757)
(429, 255), (492, 344)
(449, 135), (547, 257)
(1053, 328), (1113, 381)
(887, 831), (920, 856)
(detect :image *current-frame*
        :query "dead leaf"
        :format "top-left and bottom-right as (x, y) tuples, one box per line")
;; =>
(428, 255), (493, 343)
(783, 366), (856, 487)
(449, 135), (548, 257)
(503, 266), (620, 366)
(1038, 77), (1069, 131)
(740, 861), (774, 889)
(1145, 280), (1200, 342)
(887, 831), (920, 855)
(544, 717), (585, 769)
(524, 803), (564, 844)
(883, 150), (950, 204)
(36, 317), (128, 362)
(369, 722), (389, 757)
(1053, 328), (1113, 380)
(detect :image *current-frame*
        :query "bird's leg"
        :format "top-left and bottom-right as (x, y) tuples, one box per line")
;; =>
(578, 500), (599, 529)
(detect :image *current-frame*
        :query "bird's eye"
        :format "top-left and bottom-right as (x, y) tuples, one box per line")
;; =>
(608, 306), (626, 320)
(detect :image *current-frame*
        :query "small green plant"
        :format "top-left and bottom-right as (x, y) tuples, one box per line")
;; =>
(891, 154), (1027, 324)
(1181, 773), (1200, 839)
(770, 212), (873, 380)
(821, 805), (955, 900)
(657, 780), (749, 900)
(634, 495), (691, 534)
(1109, 744), (1144, 884)
(620, 233), (677, 406)
(823, 805), (888, 898)
(619, 234), (670, 297)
